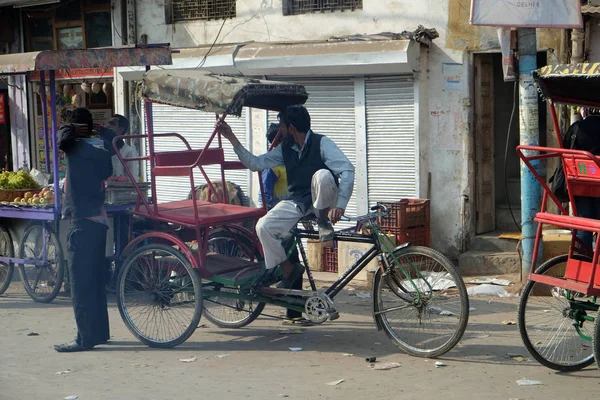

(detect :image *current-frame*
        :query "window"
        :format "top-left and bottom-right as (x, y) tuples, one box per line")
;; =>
(23, 0), (111, 51)
(171, 0), (236, 22)
(283, 0), (362, 15)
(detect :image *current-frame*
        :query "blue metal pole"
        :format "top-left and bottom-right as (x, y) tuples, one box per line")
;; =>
(518, 28), (542, 277)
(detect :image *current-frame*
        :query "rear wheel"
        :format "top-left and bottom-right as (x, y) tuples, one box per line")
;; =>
(518, 254), (596, 372)
(202, 229), (265, 329)
(117, 243), (202, 348)
(373, 246), (469, 358)
(0, 225), (14, 295)
(17, 222), (64, 303)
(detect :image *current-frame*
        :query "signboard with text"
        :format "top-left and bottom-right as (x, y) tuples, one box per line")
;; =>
(470, 0), (582, 28)
(30, 67), (114, 81)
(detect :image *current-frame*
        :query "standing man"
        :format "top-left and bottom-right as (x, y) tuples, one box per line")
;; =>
(216, 105), (355, 289)
(106, 114), (139, 181)
(54, 108), (115, 352)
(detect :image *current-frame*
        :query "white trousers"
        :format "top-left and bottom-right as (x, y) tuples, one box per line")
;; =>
(256, 169), (338, 269)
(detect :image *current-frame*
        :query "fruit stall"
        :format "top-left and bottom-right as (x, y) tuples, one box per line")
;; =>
(0, 45), (173, 302)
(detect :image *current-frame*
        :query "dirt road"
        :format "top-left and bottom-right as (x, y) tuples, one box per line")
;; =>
(1, 285), (598, 400)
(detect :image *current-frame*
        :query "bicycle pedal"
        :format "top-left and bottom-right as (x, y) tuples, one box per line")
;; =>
(327, 309), (340, 321)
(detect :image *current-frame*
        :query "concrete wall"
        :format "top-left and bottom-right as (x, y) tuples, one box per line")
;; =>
(129, 0), (566, 259)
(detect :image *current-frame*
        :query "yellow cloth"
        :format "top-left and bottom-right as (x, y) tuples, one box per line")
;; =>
(272, 165), (288, 200)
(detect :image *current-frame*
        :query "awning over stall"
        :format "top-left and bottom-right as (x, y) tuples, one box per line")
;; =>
(0, 45), (173, 74)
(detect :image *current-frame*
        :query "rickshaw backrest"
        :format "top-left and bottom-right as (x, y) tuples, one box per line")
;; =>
(154, 148), (225, 167)
(562, 154), (600, 198)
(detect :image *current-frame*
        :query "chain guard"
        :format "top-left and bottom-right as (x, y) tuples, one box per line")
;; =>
(304, 293), (334, 324)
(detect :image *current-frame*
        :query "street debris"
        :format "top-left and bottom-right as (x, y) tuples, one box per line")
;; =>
(365, 356), (377, 363)
(55, 370), (72, 375)
(501, 320), (516, 325)
(356, 292), (371, 299)
(279, 329), (303, 335)
(279, 395), (289, 398)
(467, 284), (518, 298)
(469, 307), (476, 312)
(64, 396), (78, 400)
(326, 379), (345, 386)
(132, 363), (149, 368)
(434, 361), (447, 368)
(324, 334), (334, 337)
(216, 354), (230, 359)
(472, 334), (490, 339)
(370, 362), (401, 370)
(27, 332), (39, 336)
(374, 342), (381, 345)
(289, 347), (303, 352)
(439, 310), (455, 316)
(342, 353), (354, 357)
(178, 356), (197, 363)
(516, 378), (543, 386)
(198, 324), (209, 328)
(467, 278), (511, 286)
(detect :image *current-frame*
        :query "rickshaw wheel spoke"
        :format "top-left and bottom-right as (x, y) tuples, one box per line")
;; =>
(518, 254), (596, 372)
(17, 223), (64, 303)
(117, 243), (202, 348)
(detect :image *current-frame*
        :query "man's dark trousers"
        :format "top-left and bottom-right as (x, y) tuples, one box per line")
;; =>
(67, 218), (110, 347)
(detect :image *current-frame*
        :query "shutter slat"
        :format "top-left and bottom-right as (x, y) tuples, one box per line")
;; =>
(366, 77), (417, 204)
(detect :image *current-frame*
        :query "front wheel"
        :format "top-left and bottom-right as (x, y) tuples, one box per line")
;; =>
(17, 222), (64, 303)
(518, 254), (596, 372)
(117, 243), (203, 348)
(373, 246), (469, 358)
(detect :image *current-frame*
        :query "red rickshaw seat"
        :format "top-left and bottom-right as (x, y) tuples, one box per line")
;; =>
(135, 199), (266, 227)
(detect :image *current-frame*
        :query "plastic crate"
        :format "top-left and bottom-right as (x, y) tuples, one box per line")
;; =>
(322, 246), (338, 273)
(385, 226), (430, 247)
(377, 199), (430, 230)
(105, 183), (150, 205)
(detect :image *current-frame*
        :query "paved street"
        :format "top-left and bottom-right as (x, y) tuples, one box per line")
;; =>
(1, 284), (599, 400)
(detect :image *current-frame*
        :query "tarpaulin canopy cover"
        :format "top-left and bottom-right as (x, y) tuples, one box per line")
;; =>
(141, 69), (308, 116)
(534, 63), (600, 108)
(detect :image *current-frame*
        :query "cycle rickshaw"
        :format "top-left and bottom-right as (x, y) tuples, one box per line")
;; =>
(517, 62), (600, 371)
(113, 69), (469, 357)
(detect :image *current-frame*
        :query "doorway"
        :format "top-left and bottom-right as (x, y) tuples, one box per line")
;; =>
(473, 52), (547, 235)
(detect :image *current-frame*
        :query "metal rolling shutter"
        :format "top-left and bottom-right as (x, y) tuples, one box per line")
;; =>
(366, 77), (417, 204)
(268, 79), (357, 227)
(144, 103), (249, 203)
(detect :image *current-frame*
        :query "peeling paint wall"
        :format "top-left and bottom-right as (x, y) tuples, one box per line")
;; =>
(131, 0), (566, 258)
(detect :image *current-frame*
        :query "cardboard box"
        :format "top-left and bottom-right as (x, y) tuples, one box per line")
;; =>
(542, 230), (572, 263)
(306, 239), (333, 272)
(337, 234), (396, 281)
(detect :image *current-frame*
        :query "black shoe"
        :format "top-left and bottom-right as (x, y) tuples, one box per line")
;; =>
(54, 340), (95, 353)
(277, 263), (305, 289)
(318, 221), (335, 242)
(250, 266), (277, 293)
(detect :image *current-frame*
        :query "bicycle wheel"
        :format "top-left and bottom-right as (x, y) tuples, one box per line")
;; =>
(593, 309), (600, 371)
(17, 222), (65, 303)
(0, 225), (14, 295)
(203, 229), (265, 328)
(117, 243), (202, 348)
(518, 254), (596, 372)
(373, 246), (469, 358)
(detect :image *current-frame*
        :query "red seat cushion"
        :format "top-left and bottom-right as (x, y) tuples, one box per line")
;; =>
(136, 200), (266, 227)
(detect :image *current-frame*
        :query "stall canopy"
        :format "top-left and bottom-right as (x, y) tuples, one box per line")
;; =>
(0, 45), (173, 74)
(534, 63), (600, 108)
(141, 70), (308, 116)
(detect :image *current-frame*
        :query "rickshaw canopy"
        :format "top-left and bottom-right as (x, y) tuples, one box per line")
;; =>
(141, 70), (308, 117)
(534, 63), (600, 108)
(0, 45), (173, 74)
